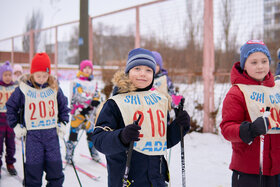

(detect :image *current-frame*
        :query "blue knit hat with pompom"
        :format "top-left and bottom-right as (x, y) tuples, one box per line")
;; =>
(240, 40), (271, 70)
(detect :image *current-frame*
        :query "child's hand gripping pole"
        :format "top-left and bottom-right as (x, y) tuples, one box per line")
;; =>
(178, 98), (186, 187)
(259, 107), (270, 186)
(122, 114), (142, 187)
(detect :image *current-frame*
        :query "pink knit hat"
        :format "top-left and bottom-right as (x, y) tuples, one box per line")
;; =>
(80, 60), (93, 71)
(13, 64), (23, 73)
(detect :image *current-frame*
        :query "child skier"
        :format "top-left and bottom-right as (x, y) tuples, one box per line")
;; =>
(92, 48), (190, 187)
(65, 60), (101, 163)
(0, 61), (18, 178)
(13, 64), (23, 84)
(152, 51), (182, 109)
(220, 40), (280, 186)
(152, 51), (175, 96)
(6, 52), (70, 186)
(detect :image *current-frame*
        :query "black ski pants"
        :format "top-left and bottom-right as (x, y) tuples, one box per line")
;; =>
(232, 170), (279, 187)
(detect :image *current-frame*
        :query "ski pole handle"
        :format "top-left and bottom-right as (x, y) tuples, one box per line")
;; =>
(178, 98), (185, 112)
(178, 98), (186, 187)
(123, 114), (142, 187)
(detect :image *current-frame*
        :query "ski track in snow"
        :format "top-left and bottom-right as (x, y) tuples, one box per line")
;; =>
(1, 80), (232, 187)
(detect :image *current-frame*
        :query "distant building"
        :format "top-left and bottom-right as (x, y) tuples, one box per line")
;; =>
(264, 0), (280, 38)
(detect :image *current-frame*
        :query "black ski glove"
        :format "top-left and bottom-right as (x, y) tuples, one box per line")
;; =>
(80, 106), (92, 116)
(174, 109), (191, 132)
(91, 100), (100, 107)
(239, 116), (269, 144)
(119, 124), (141, 145)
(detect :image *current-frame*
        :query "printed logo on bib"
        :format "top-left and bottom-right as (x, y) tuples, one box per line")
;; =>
(20, 82), (58, 130)
(29, 99), (56, 128)
(133, 110), (167, 153)
(237, 84), (280, 134)
(0, 85), (16, 112)
(112, 91), (168, 155)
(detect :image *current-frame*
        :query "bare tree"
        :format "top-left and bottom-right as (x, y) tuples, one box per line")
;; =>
(184, 0), (203, 73)
(217, 0), (238, 70)
(22, 10), (43, 53)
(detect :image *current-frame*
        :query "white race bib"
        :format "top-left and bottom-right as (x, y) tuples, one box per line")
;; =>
(237, 84), (280, 134)
(70, 78), (99, 100)
(112, 90), (169, 155)
(20, 82), (58, 130)
(0, 85), (16, 112)
(153, 75), (168, 95)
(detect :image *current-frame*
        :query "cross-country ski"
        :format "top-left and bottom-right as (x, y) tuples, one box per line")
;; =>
(79, 153), (107, 168)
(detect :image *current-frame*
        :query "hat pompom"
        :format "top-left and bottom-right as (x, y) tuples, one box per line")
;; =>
(30, 52), (51, 74)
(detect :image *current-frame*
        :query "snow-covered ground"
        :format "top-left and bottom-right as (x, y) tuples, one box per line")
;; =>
(1, 80), (233, 187)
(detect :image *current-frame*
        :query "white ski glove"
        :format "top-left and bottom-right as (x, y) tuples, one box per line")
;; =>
(13, 124), (27, 138)
(57, 123), (66, 138)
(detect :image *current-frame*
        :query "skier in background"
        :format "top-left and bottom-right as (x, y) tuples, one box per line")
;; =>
(65, 60), (102, 163)
(220, 40), (280, 186)
(6, 52), (70, 186)
(0, 61), (18, 178)
(13, 64), (23, 84)
(92, 48), (190, 187)
(274, 48), (280, 187)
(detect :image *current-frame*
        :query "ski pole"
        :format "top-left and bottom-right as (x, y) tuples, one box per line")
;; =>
(63, 138), (82, 187)
(122, 114), (142, 187)
(259, 107), (270, 187)
(18, 109), (26, 186)
(21, 134), (26, 186)
(178, 98), (186, 187)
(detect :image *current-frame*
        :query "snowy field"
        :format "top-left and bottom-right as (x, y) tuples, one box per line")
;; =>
(1, 80), (233, 187)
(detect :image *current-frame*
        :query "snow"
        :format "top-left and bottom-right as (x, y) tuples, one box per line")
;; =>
(1, 80), (233, 187)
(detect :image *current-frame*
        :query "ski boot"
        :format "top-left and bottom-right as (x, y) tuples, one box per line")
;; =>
(65, 141), (75, 163)
(88, 140), (100, 162)
(7, 164), (17, 176)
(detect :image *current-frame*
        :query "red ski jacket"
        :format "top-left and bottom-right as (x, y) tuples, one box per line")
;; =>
(220, 62), (280, 176)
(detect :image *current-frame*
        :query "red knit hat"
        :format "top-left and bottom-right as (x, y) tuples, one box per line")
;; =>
(30, 52), (51, 74)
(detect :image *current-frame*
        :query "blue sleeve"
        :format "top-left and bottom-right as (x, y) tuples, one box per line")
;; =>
(57, 87), (70, 123)
(92, 99), (128, 155)
(166, 119), (188, 148)
(6, 87), (24, 128)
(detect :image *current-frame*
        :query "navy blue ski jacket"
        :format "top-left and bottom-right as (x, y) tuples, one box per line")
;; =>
(6, 76), (69, 128)
(92, 97), (188, 187)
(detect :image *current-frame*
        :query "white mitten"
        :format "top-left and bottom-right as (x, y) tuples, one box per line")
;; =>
(14, 124), (27, 138)
(57, 123), (66, 138)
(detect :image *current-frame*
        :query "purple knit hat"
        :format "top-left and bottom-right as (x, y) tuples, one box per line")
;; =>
(152, 51), (163, 70)
(0, 61), (13, 81)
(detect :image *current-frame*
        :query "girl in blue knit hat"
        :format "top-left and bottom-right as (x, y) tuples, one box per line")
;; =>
(220, 40), (280, 186)
(92, 48), (190, 187)
(0, 61), (18, 178)
(151, 51), (175, 96)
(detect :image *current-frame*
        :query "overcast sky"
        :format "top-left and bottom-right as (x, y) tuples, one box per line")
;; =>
(0, 0), (264, 51)
(0, 0), (155, 39)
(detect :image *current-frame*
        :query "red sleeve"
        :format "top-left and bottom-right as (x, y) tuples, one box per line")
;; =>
(220, 86), (248, 143)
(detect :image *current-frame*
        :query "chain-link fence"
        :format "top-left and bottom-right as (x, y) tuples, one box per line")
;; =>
(1, 0), (279, 131)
